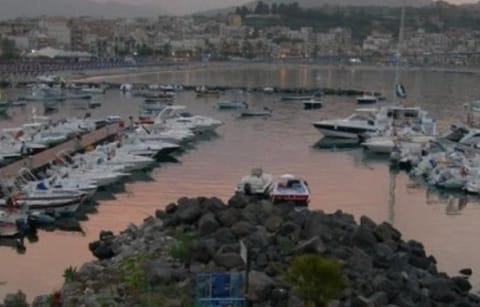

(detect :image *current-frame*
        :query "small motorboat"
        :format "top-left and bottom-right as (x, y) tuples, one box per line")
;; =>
(271, 174), (310, 206)
(281, 95), (314, 101)
(217, 101), (248, 110)
(120, 83), (133, 93)
(239, 108), (272, 117)
(81, 87), (106, 94)
(236, 168), (273, 196)
(356, 94), (378, 104)
(303, 99), (323, 110)
(88, 100), (102, 108)
(196, 86), (221, 98)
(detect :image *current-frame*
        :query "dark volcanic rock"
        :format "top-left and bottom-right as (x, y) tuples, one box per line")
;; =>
(29, 195), (480, 307)
(265, 215), (283, 233)
(247, 271), (276, 302)
(214, 252), (244, 269)
(352, 225), (377, 249)
(228, 193), (249, 209)
(231, 221), (256, 237)
(175, 198), (202, 223)
(452, 276), (472, 293)
(373, 222), (401, 242)
(216, 207), (240, 227)
(165, 202), (177, 214)
(191, 239), (217, 263)
(460, 268), (473, 276)
(198, 212), (220, 235)
(293, 236), (327, 255)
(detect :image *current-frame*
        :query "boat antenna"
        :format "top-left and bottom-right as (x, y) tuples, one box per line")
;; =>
(393, 1), (406, 106)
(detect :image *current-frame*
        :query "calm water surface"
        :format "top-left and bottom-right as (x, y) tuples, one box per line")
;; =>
(1, 63), (480, 299)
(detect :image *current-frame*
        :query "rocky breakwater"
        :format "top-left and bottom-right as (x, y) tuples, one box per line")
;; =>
(12, 194), (479, 307)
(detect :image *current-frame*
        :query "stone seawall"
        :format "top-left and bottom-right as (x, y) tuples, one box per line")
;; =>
(4, 194), (478, 307)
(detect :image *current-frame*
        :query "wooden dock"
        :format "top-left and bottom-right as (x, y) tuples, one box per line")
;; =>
(0, 123), (122, 178)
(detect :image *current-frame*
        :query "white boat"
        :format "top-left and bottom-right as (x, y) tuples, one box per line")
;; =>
(117, 139), (180, 158)
(131, 126), (194, 144)
(235, 168), (273, 196)
(120, 84), (133, 93)
(81, 87), (106, 94)
(217, 101), (248, 109)
(313, 112), (378, 139)
(0, 190), (84, 216)
(36, 75), (63, 83)
(153, 106), (223, 133)
(314, 106), (436, 140)
(271, 174), (310, 206)
(356, 94), (378, 104)
(18, 168), (98, 199)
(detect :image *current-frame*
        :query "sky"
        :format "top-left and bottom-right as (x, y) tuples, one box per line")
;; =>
(93, 0), (479, 15)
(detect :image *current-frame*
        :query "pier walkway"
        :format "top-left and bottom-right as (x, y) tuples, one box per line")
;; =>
(0, 123), (122, 178)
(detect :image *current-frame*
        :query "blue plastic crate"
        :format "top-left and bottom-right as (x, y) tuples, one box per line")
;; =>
(195, 272), (246, 305)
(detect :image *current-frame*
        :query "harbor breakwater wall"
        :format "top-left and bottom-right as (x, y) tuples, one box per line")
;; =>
(3, 194), (478, 306)
(0, 80), (379, 98)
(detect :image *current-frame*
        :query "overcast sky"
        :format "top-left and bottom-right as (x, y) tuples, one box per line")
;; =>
(92, 0), (478, 15)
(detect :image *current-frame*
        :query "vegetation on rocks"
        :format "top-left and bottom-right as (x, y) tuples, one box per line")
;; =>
(285, 254), (345, 307)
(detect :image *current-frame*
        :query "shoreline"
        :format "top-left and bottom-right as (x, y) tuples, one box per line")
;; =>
(67, 61), (480, 83)
(6, 194), (478, 306)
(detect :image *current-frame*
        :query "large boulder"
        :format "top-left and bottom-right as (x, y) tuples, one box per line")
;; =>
(228, 194), (249, 209)
(352, 225), (377, 250)
(144, 260), (173, 284)
(374, 223), (401, 242)
(89, 240), (114, 260)
(246, 271), (276, 302)
(210, 227), (237, 244)
(198, 197), (225, 214)
(191, 239), (217, 263)
(214, 252), (245, 269)
(198, 212), (220, 235)
(293, 236), (327, 255)
(301, 211), (333, 241)
(426, 278), (457, 303)
(176, 197), (202, 223)
(277, 222), (301, 239)
(265, 216), (283, 233)
(232, 221), (256, 237)
(452, 276), (472, 293)
(216, 207), (240, 227)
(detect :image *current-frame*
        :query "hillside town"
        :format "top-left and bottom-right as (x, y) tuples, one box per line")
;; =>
(1, 4), (480, 67)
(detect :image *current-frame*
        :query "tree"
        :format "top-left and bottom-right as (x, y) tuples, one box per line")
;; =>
(285, 254), (345, 307)
(0, 38), (18, 59)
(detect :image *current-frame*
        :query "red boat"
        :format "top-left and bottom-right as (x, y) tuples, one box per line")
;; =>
(271, 174), (310, 206)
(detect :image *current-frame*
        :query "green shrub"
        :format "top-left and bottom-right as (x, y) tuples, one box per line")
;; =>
(169, 233), (194, 265)
(63, 266), (79, 283)
(120, 254), (146, 291)
(285, 254), (345, 307)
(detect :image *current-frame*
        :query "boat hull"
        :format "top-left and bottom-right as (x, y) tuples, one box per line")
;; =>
(313, 123), (376, 139)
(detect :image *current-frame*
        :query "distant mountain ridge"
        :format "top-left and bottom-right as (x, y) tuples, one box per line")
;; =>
(0, 0), (166, 20)
(255, 0), (434, 8)
(195, 0), (434, 16)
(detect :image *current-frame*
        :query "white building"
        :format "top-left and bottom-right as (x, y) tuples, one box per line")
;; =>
(39, 18), (71, 49)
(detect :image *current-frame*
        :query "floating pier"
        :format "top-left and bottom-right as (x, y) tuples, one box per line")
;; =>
(0, 123), (122, 178)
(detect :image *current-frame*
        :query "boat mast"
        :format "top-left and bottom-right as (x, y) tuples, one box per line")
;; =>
(393, 2), (406, 105)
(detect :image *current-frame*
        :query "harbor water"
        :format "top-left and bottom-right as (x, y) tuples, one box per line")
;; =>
(1, 63), (480, 299)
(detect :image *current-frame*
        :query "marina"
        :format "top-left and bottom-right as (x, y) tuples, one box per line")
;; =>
(0, 64), (480, 300)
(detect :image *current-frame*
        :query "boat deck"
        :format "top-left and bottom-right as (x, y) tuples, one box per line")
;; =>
(0, 123), (122, 178)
